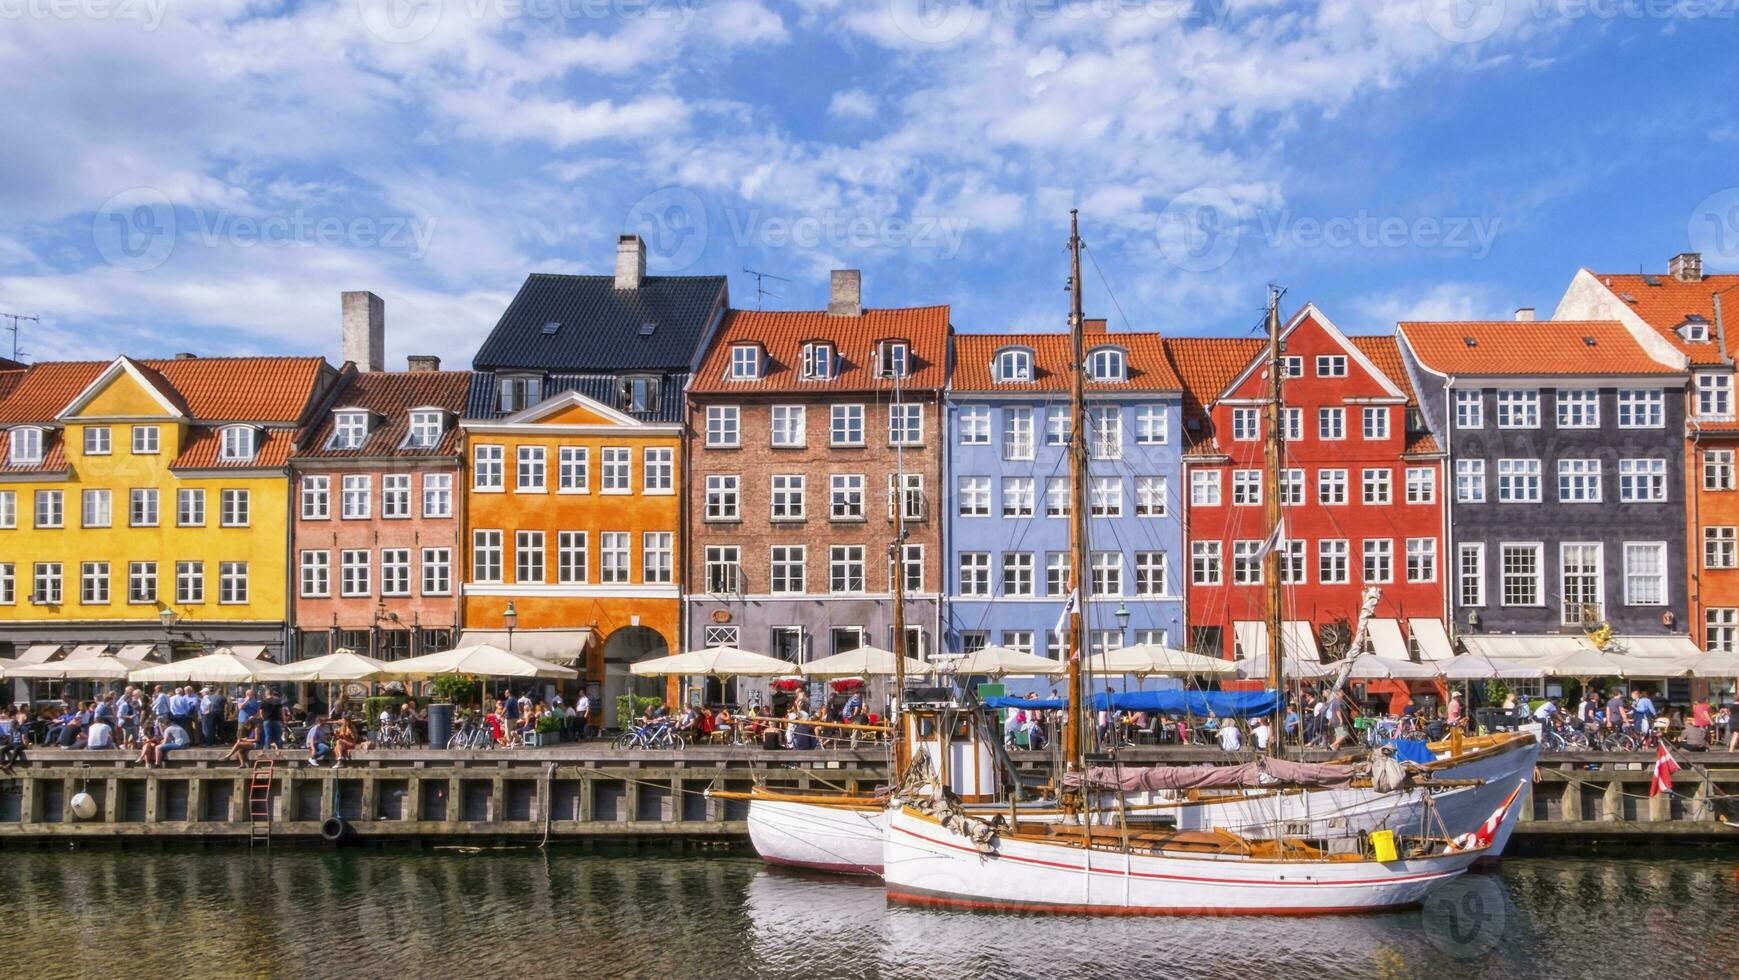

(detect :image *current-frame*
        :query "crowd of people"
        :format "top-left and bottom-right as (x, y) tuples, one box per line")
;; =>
(623, 689), (879, 749)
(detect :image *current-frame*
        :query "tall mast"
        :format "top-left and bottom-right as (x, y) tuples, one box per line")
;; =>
(890, 368), (911, 774)
(1262, 285), (1286, 756)
(1064, 210), (1089, 774)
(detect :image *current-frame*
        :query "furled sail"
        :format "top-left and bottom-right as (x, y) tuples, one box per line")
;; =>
(1064, 755), (1363, 792)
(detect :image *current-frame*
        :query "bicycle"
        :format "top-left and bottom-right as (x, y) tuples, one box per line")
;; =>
(445, 718), (495, 750)
(373, 719), (418, 749)
(614, 720), (685, 750)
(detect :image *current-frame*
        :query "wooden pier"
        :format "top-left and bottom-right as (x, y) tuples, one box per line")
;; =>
(1, 746), (1736, 846)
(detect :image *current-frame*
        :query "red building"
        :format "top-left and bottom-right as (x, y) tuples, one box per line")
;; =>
(1166, 305), (1449, 710)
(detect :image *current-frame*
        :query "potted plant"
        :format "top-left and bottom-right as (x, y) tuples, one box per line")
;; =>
(528, 712), (563, 747)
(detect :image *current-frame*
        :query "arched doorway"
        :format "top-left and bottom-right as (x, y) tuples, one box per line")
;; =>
(602, 625), (669, 729)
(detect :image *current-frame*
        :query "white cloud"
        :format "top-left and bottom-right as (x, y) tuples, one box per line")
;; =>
(1352, 282), (1505, 325)
(828, 89), (879, 120)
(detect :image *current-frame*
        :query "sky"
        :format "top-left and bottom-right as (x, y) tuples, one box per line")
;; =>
(1, 0), (1735, 367)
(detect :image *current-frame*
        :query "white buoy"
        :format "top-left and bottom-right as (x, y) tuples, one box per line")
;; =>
(69, 792), (97, 821)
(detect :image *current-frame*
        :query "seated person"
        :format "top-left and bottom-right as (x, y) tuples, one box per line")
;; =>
(306, 717), (332, 766)
(150, 722), (191, 766)
(79, 717), (115, 750)
(221, 719), (261, 768)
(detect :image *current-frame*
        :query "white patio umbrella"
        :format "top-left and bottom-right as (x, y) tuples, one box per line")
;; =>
(389, 644), (577, 680)
(1437, 652), (1547, 680)
(1086, 643), (1236, 677)
(798, 645), (926, 678)
(261, 650), (391, 683)
(130, 651), (269, 684)
(931, 646), (1065, 676)
(1680, 650), (1739, 678)
(7, 655), (153, 681)
(1544, 647), (1667, 679)
(1335, 654), (1442, 681)
(629, 646), (793, 677)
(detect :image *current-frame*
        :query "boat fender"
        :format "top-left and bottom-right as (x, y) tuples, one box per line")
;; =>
(1368, 751), (1407, 794)
(320, 816), (353, 842)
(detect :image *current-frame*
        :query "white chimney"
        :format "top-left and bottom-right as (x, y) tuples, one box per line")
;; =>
(1670, 252), (1703, 282)
(827, 269), (862, 317)
(406, 355), (441, 372)
(341, 291), (385, 372)
(615, 234), (646, 290)
(1514, 307), (1535, 322)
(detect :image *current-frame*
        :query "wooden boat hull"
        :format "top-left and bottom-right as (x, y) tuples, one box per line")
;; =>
(883, 806), (1481, 916)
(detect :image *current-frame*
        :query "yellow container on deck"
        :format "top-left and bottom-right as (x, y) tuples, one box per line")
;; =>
(1370, 829), (1398, 863)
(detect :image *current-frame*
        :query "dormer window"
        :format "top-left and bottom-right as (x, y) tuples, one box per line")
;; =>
(1086, 347), (1126, 382)
(622, 375), (661, 414)
(497, 374), (543, 413)
(994, 348), (1033, 383)
(329, 411), (369, 450)
(877, 341), (910, 379)
(801, 342), (835, 380)
(405, 410), (444, 449)
(729, 345), (762, 380)
(8, 426), (42, 465)
(218, 425), (257, 462)
(1680, 317), (1710, 343)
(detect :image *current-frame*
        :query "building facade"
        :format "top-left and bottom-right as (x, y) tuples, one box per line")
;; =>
(0, 354), (335, 662)
(1398, 316), (1693, 675)
(464, 235), (727, 709)
(683, 271), (948, 665)
(289, 293), (471, 661)
(943, 322), (1185, 659)
(1169, 306), (1449, 704)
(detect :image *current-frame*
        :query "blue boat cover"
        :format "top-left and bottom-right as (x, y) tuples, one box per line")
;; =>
(982, 690), (1280, 718)
(1387, 739), (1436, 765)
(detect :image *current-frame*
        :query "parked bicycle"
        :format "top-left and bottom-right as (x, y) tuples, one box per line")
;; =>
(614, 719), (685, 750)
(446, 718), (495, 750)
(374, 719), (418, 749)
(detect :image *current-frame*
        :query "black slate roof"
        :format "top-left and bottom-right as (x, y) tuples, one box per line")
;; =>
(465, 372), (690, 424)
(472, 274), (727, 372)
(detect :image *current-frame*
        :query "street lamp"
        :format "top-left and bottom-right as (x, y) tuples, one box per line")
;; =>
(503, 601), (517, 652)
(1113, 601), (1130, 632)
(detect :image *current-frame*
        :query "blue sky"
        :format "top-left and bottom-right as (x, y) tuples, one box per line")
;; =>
(0, 0), (1733, 366)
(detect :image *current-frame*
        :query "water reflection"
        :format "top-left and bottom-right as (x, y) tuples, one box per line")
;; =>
(0, 847), (1732, 979)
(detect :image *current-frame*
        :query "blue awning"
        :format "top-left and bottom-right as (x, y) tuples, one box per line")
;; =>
(983, 690), (1280, 718)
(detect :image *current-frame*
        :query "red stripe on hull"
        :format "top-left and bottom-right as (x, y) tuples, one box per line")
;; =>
(885, 885), (1421, 918)
(762, 854), (881, 876)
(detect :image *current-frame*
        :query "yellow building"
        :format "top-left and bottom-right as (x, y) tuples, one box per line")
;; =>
(0, 355), (335, 664)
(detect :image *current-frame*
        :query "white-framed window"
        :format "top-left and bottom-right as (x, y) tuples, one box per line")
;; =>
(32, 562), (62, 604)
(1500, 543), (1543, 607)
(1557, 459), (1602, 503)
(1316, 354), (1347, 377)
(1090, 476), (1123, 517)
(1282, 407), (1303, 442)
(1557, 389), (1599, 428)
(705, 406), (741, 448)
(1456, 459), (1486, 503)
(330, 411), (368, 450)
(83, 426), (110, 456)
(0, 491), (14, 529)
(380, 475), (410, 518)
(218, 425), (256, 462)
(81, 489), (110, 528)
(1190, 470), (1221, 507)
(471, 529), (503, 583)
(340, 550), (371, 597)
(341, 474), (371, 519)
(830, 474), (865, 521)
(1135, 405), (1167, 444)
(380, 549), (411, 597)
(601, 447), (631, 493)
(1231, 540), (1262, 585)
(1003, 406), (1034, 460)
(830, 545), (865, 593)
(1362, 407), (1389, 440)
(1231, 469), (1262, 507)
(1706, 526), (1737, 569)
(1617, 389), (1664, 428)
(643, 447), (674, 492)
(643, 531), (673, 584)
(1232, 408), (1259, 442)
(771, 405), (806, 448)
(894, 543), (924, 593)
(131, 425), (159, 455)
(515, 445), (546, 492)
(1496, 459), (1542, 503)
(770, 545), (804, 594)
(1458, 543), (1484, 607)
(802, 342), (835, 381)
(220, 488), (249, 527)
(1281, 355), (1303, 377)
(1046, 477), (1070, 517)
(423, 473), (453, 517)
(958, 476), (990, 517)
(1001, 552), (1034, 597)
(887, 473), (925, 523)
(704, 545), (740, 594)
(1496, 389), (1540, 428)
(995, 348), (1033, 382)
(557, 532), (588, 584)
(1405, 467), (1435, 504)
(1619, 458), (1667, 503)
(175, 560), (202, 604)
(1361, 467), (1392, 505)
(830, 404), (865, 446)
(1317, 468), (1347, 505)
(406, 410), (444, 449)
(1135, 551), (1167, 596)
(1090, 551), (1123, 596)
(600, 532), (631, 584)
(218, 561), (248, 604)
(473, 444), (504, 489)
(1280, 540), (1306, 584)
(0, 563), (14, 604)
(513, 530), (545, 584)
(128, 488), (157, 527)
(1363, 538), (1394, 583)
(770, 474), (806, 521)
(1705, 450), (1735, 491)
(80, 562), (109, 605)
(1135, 476), (1168, 517)
(877, 341), (911, 379)
(1561, 542), (1603, 626)
(704, 475), (739, 521)
(1318, 407), (1345, 440)
(422, 548), (452, 595)
(1699, 373), (1733, 418)
(958, 405), (990, 445)
(1406, 538), (1437, 583)
(1623, 542), (1667, 606)
(300, 551), (330, 597)
(889, 403), (924, 446)
(557, 447), (589, 493)
(1319, 539), (1350, 585)
(1002, 477), (1035, 518)
(1708, 608), (1739, 653)
(1046, 552), (1072, 595)
(34, 489), (63, 528)
(1087, 347), (1126, 381)
(177, 488), (205, 527)
(1279, 468), (1305, 506)
(1088, 407), (1121, 459)
(1454, 389), (1483, 429)
(729, 344), (762, 380)
(1044, 407), (1072, 446)
(1002, 630), (1035, 655)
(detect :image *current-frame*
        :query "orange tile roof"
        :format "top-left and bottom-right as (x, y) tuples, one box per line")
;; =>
(1398, 320), (1683, 377)
(0, 356), (328, 425)
(171, 427), (296, 470)
(0, 369), (27, 407)
(689, 306), (950, 394)
(952, 327), (1181, 392)
(295, 370), (472, 460)
(0, 429), (68, 475)
(1350, 335), (1440, 455)
(1592, 272), (1739, 365)
(1162, 337), (1264, 453)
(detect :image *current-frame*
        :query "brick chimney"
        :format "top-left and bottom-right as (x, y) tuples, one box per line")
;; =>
(1670, 252), (1703, 282)
(341, 291), (385, 372)
(827, 269), (862, 317)
(406, 355), (441, 372)
(1514, 307), (1535, 321)
(615, 234), (645, 290)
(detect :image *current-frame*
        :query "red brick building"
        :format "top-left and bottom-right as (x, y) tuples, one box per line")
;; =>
(1166, 305), (1448, 709)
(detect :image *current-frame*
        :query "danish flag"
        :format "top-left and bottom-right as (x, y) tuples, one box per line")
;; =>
(1650, 742), (1681, 798)
(1450, 781), (1524, 852)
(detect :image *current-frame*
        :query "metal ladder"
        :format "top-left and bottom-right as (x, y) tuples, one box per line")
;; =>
(247, 756), (275, 849)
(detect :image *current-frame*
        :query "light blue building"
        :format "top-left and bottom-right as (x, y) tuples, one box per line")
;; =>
(942, 326), (1187, 662)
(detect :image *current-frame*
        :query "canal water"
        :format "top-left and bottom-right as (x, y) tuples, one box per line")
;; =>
(0, 847), (1730, 978)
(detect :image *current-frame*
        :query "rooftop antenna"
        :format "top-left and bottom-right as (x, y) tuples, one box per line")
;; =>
(0, 313), (36, 361)
(742, 268), (790, 310)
